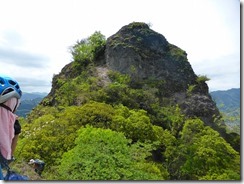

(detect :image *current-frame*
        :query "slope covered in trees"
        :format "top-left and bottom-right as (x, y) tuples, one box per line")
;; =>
(210, 88), (240, 134)
(14, 22), (240, 180)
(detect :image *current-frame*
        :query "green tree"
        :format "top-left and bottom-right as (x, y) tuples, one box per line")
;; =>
(71, 31), (106, 66)
(156, 105), (185, 137)
(179, 119), (240, 180)
(111, 105), (156, 142)
(75, 101), (115, 128)
(57, 126), (168, 180)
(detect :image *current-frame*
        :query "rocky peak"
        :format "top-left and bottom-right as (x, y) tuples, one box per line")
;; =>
(113, 22), (168, 55)
(105, 22), (200, 94)
(105, 22), (226, 137)
(44, 22), (235, 146)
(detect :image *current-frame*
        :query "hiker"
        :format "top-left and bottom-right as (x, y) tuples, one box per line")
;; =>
(28, 159), (45, 176)
(0, 75), (22, 180)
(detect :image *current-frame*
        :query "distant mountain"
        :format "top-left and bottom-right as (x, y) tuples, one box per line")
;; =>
(210, 88), (240, 134)
(210, 88), (240, 111)
(16, 92), (47, 117)
(21, 92), (48, 100)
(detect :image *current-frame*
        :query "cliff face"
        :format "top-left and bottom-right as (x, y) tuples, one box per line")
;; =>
(105, 22), (219, 126)
(106, 23), (199, 94)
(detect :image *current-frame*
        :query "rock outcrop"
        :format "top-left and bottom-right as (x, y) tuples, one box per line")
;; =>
(106, 22), (199, 94)
(105, 22), (220, 126)
(45, 22), (236, 147)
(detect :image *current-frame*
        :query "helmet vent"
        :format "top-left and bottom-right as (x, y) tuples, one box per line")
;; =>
(2, 88), (14, 95)
(8, 80), (17, 86)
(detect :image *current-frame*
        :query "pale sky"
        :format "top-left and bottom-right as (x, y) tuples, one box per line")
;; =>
(0, 0), (241, 93)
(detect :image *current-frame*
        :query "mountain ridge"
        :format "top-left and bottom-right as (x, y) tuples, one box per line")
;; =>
(40, 22), (238, 150)
(21, 92), (48, 100)
(210, 88), (240, 110)
(210, 88), (240, 134)
(16, 22), (240, 180)
(16, 92), (47, 117)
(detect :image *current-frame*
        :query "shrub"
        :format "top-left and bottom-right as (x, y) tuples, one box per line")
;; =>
(57, 126), (167, 180)
(196, 75), (210, 83)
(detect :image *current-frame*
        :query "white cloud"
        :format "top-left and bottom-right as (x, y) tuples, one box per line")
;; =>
(0, 0), (240, 93)
(0, 47), (49, 67)
(192, 53), (240, 92)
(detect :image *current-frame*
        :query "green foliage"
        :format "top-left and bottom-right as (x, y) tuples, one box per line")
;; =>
(19, 102), (156, 168)
(55, 79), (78, 106)
(179, 119), (240, 180)
(186, 84), (196, 96)
(15, 31), (240, 181)
(158, 118), (240, 180)
(57, 126), (167, 180)
(160, 129), (180, 178)
(127, 22), (150, 29)
(196, 74), (210, 83)
(74, 101), (114, 128)
(112, 105), (156, 142)
(167, 44), (187, 61)
(17, 113), (76, 166)
(53, 71), (104, 106)
(180, 118), (205, 143)
(108, 70), (131, 84)
(71, 31), (106, 66)
(156, 105), (185, 137)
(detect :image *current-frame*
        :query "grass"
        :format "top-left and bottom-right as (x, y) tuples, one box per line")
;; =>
(7, 160), (43, 180)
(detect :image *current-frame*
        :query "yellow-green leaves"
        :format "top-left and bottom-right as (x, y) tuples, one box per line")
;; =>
(57, 126), (168, 180)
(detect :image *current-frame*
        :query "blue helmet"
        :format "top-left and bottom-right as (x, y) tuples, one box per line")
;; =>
(0, 75), (22, 103)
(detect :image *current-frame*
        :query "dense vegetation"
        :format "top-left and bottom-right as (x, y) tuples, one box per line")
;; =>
(13, 31), (240, 180)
